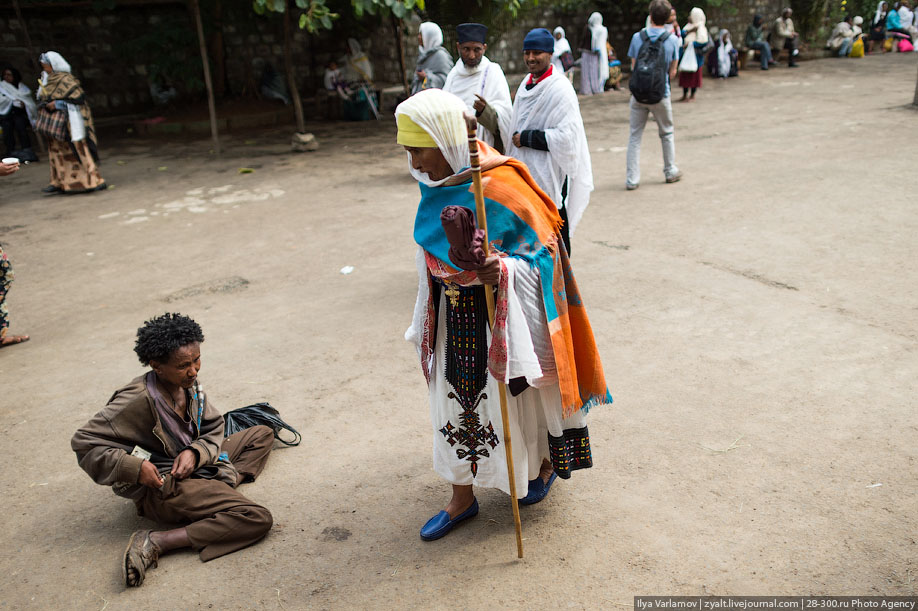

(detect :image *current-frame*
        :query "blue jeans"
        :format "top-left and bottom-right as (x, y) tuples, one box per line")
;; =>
(838, 38), (853, 56)
(751, 41), (773, 68)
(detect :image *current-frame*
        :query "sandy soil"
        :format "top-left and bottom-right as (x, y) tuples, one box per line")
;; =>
(0, 54), (916, 610)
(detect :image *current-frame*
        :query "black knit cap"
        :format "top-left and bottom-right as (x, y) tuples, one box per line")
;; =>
(457, 23), (488, 44)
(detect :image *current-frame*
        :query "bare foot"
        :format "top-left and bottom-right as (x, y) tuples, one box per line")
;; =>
(0, 333), (29, 348)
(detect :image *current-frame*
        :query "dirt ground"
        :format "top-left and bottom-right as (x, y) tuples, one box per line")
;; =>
(1, 54), (916, 610)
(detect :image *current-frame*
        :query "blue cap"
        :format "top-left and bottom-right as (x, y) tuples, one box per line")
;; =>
(457, 23), (487, 44)
(523, 28), (554, 53)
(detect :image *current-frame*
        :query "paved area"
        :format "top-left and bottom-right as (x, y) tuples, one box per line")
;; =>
(0, 53), (916, 609)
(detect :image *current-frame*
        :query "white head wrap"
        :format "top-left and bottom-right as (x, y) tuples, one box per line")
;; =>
(854, 15), (864, 25)
(39, 51), (71, 73)
(874, 1), (887, 24)
(419, 22), (444, 54)
(684, 7), (709, 45)
(395, 88), (469, 187)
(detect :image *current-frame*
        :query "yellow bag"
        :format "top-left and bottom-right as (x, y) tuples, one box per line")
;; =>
(883, 37), (894, 52)
(851, 37), (864, 57)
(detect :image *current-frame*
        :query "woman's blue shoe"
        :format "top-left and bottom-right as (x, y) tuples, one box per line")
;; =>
(519, 472), (557, 506)
(420, 498), (479, 541)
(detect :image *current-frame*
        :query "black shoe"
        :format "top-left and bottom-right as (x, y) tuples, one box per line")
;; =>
(93, 183), (108, 192)
(41, 185), (62, 194)
(788, 63), (799, 68)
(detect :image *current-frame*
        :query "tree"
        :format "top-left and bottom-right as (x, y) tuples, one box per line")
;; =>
(253, 0), (424, 132)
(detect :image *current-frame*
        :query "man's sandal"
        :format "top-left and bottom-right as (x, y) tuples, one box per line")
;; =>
(122, 530), (161, 587)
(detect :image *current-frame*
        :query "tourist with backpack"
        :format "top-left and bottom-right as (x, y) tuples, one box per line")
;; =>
(626, 0), (682, 190)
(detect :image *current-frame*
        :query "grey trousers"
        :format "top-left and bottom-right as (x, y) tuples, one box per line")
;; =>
(626, 95), (678, 187)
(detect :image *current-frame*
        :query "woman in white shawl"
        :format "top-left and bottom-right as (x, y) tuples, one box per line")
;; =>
(36, 51), (105, 194)
(551, 26), (573, 81)
(410, 22), (454, 95)
(341, 38), (374, 84)
(715, 29), (737, 77)
(579, 12), (609, 95)
(678, 7), (709, 102)
(0, 65), (38, 161)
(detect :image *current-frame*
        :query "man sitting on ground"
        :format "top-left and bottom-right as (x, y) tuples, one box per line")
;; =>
(71, 313), (274, 587)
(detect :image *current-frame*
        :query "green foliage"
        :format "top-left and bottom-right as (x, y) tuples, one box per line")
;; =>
(252, 0), (426, 33)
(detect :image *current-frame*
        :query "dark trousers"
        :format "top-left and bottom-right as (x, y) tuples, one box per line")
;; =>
(1, 107), (31, 154)
(139, 425), (275, 562)
(783, 38), (799, 64)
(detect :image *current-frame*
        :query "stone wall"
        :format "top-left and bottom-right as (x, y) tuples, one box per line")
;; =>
(703, 0), (787, 47)
(0, 4), (407, 118)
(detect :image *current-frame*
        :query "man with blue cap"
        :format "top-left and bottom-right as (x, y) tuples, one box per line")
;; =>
(507, 28), (593, 256)
(443, 23), (512, 153)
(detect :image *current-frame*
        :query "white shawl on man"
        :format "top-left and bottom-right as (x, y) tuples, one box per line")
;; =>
(443, 56), (512, 148)
(507, 70), (593, 236)
(0, 81), (38, 124)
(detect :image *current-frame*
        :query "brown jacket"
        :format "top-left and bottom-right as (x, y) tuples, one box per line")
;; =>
(71, 375), (229, 501)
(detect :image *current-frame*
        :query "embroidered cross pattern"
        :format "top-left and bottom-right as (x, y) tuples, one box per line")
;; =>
(440, 392), (500, 477)
(440, 284), (498, 477)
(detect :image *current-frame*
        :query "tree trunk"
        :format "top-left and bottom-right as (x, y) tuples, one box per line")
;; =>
(393, 16), (410, 96)
(209, 0), (226, 98)
(284, 1), (306, 134)
(191, 0), (220, 155)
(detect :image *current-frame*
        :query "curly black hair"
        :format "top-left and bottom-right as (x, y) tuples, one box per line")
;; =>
(134, 313), (205, 366)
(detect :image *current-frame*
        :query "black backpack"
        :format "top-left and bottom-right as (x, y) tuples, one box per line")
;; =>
(629, 29), (672, 104)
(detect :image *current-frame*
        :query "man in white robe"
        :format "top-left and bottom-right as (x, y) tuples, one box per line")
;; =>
(395, 89), (612, 542)
(443, 23), (512, 154)
(507, 28), (593, 255)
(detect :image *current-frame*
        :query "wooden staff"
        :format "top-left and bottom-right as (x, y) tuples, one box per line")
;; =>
(465, 115), (524, 559)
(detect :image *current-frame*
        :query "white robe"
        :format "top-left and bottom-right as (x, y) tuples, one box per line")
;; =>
(406, 249), (587, 497)
(443, 56), (512, 150)
(507, 70), (593, 236)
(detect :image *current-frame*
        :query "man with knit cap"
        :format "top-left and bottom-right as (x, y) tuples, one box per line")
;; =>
(395, 88), (612, 542)
(443, 23), (513, 153)
(507, 28), (593, 256)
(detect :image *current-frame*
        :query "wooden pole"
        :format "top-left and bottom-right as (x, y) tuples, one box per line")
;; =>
(12, 0), (40, 74)
(393, 16), (410, 97)
(465, 115), (524, 559)
(283, 0), (307, 133)
(190, 0), (220, 155)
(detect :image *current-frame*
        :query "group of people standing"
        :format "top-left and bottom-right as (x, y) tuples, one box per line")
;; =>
(867, 1), (918, 53)
(0, 51), (106, 194)
(410, 22), (593, 255)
